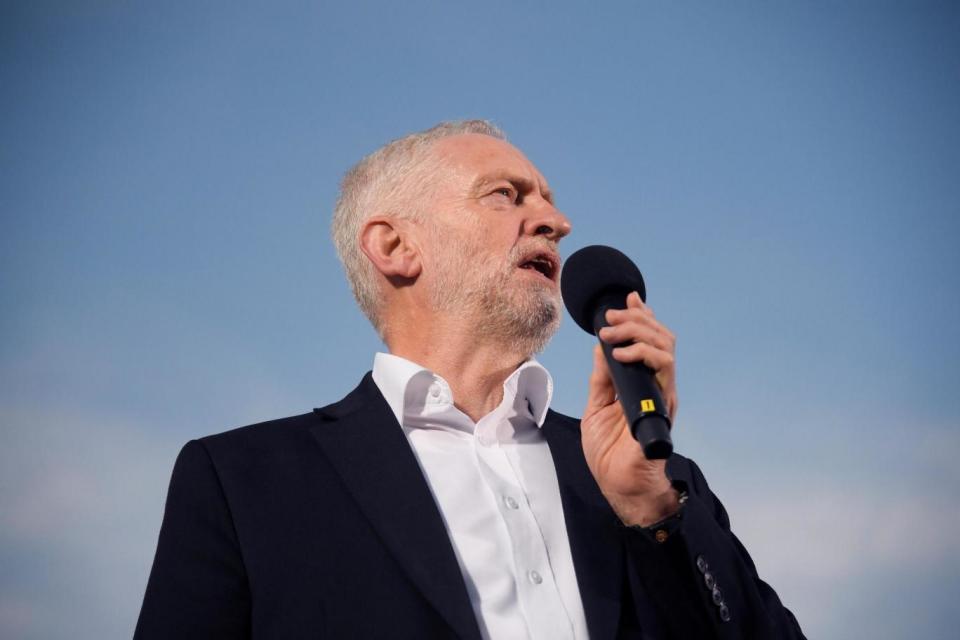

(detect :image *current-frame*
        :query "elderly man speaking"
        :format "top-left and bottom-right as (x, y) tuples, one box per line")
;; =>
(135, 121), (805, 639)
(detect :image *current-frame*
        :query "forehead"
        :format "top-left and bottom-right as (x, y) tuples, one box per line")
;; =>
(430, 133), (548, 187)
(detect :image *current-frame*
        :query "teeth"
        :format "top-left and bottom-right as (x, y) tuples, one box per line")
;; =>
(519, 254), (554, 278)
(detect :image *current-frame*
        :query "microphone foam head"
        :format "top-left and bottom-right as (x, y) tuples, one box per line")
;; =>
(560, 245), (646, 335)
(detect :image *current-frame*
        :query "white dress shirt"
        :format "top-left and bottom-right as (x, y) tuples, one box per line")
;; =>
(372, 352), (590, 640)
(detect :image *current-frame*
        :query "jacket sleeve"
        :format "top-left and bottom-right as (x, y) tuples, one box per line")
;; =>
(134, 440), (251, 639)
(623, 456), (806, 640)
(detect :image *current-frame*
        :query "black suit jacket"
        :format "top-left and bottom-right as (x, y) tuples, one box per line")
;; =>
(135, 373), (805, 639)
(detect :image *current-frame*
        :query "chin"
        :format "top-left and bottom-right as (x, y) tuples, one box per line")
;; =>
(501, 291), (562, 355)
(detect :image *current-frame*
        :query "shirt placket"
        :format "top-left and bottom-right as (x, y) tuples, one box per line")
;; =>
(473, 412), (575, 640)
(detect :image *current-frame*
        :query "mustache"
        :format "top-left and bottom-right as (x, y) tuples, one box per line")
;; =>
(509, 239), (560, 265)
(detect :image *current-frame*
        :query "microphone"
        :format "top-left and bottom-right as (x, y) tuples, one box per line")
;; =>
(560, 245), (673, 460)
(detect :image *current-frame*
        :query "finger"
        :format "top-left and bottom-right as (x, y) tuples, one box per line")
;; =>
(598, 324), (672, 351)
(605, 307), (675, 347)
(605, 305), (654, 325)
(611, 342), (675, 372)
(585, 344), (617, 414)
(626, 290), (645, 310)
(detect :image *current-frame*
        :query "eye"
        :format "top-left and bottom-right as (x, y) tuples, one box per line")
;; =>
(492, 186), (521, 204)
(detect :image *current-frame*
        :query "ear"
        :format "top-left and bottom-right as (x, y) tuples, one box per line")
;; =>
(359, 216), (422, 280)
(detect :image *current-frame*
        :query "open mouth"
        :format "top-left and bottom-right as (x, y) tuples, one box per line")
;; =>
(518, 252), (559, 282)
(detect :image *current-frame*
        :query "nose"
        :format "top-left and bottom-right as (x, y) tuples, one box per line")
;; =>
(524, 202), (572, 242)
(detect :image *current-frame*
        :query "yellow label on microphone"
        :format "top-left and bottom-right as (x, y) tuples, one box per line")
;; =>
(641, 399), (655, 412)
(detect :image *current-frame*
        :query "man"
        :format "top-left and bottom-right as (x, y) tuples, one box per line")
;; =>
(135, 120), (805, 639)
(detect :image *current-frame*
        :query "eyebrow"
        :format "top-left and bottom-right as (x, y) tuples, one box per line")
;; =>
(471, 171), (555, 205)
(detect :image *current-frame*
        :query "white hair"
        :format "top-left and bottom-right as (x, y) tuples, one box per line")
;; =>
(331, 120), (506, 334)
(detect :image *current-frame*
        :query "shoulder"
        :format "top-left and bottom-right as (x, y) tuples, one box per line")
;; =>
(196, 373), (376, 456)
(181, 374), (378, 477)
(196, 411), (321, 458)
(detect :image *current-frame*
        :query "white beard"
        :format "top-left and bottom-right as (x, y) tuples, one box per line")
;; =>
(427, 226), (561, 356)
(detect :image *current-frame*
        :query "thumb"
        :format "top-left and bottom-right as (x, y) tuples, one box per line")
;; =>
(585, 344), (617, 416)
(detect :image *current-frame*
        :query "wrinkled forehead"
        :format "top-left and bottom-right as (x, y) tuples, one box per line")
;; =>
(429, 133), (549, 188)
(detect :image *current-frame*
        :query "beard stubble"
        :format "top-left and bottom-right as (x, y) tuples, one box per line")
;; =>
(428, 228), (561, 356)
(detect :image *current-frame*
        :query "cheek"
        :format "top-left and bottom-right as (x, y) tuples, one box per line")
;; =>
(482, 228), (521, 257)
(431, 215), (516, 266)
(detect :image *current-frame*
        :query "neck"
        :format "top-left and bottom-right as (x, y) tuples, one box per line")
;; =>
(386, 314), (531, 422)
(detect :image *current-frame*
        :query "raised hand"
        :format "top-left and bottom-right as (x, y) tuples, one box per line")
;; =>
(580, 292), (680, 526)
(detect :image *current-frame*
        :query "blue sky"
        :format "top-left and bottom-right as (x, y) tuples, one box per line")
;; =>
(2, 2), (958, 638)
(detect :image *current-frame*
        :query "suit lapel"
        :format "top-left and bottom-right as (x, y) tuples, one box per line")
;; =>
(310, 374), (482, 640)
(542, 410), (626, 640)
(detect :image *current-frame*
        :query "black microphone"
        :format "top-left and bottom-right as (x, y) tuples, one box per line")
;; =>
(560, 245), (673, 459)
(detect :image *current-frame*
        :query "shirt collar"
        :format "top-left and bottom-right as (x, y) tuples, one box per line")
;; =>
(371, 352), (554, 428)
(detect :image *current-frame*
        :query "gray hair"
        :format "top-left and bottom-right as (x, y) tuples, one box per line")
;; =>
(331, 119), (506, 334)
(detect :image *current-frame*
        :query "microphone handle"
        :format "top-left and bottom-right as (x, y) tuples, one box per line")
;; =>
(592, 299), (673, 460)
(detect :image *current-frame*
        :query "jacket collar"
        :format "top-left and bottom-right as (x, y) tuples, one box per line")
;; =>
(310, 374), (631, 640)
(310, 373), (482, 640)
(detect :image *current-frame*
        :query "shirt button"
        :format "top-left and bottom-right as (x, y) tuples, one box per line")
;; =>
(429, 385), (441, 399)
(654, 529), (669, 543)
(527, 570), (543, 585)
(503, 495), (519, 510)
(704, 572), (715, 589)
